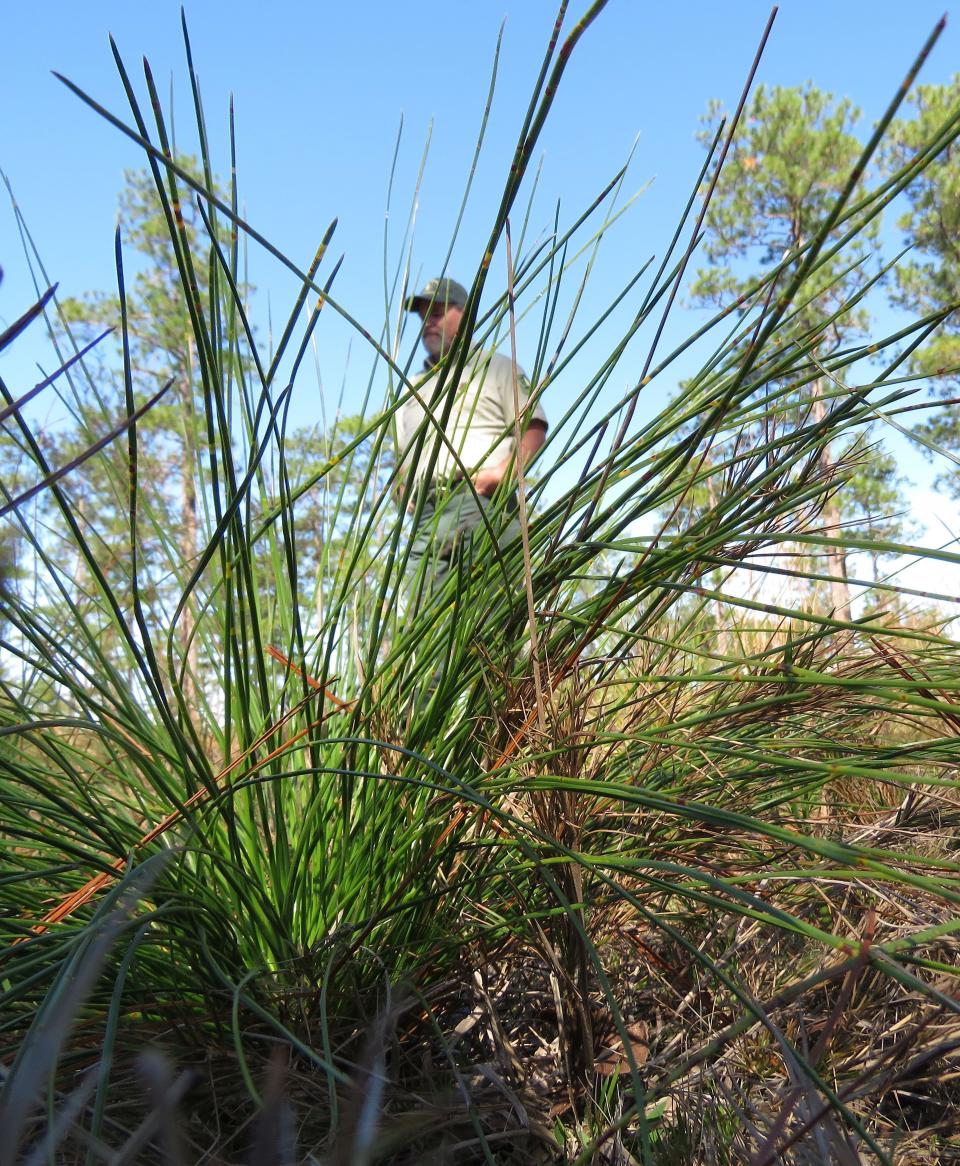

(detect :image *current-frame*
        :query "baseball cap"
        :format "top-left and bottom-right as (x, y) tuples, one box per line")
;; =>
(404, 277), (469, 312)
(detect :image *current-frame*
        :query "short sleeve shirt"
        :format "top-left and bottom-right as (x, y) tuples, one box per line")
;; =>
(395, 349), (547, 487)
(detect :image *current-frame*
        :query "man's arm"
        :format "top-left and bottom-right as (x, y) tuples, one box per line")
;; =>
(473, 418), (547, 498)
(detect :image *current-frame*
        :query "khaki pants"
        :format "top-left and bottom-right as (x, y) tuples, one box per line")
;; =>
(406, 482), (519, 601)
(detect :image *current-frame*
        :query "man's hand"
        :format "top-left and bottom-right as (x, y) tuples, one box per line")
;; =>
(473, 464), (505, 497)
(472, 419), (547, 498)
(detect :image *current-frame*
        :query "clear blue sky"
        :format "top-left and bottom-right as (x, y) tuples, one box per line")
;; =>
(2, 1), (960, 595)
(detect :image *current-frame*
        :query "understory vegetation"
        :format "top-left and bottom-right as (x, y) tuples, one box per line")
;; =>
(3, 6), (960, 1163)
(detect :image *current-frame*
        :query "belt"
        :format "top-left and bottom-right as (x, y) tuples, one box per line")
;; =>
(416, 474), (465, 507)
(414, 477), (519, 513)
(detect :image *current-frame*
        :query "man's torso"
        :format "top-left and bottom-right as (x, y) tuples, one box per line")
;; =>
(396, 349), (543, 488)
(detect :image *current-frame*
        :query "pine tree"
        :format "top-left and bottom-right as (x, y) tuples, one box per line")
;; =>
(53, 158), (247, 695)
(691, 84), (904, 619)
(886, 77), (960, 497)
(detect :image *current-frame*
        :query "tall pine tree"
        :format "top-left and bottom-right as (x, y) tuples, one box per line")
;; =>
(886, 78), (960, 496)
(691, 84), (909, 618)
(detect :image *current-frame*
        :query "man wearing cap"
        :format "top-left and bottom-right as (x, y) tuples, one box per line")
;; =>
(396, 277), (548, 595)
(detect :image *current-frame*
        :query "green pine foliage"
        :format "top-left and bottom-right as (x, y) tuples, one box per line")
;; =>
(691, 83), (878, 335)
(886, 77), (960, 495)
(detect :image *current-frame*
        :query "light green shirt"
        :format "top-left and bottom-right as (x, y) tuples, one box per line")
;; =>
(396, 349), (547, 487)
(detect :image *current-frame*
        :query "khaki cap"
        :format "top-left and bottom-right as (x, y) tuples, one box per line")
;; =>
(404, 277), (469, 312)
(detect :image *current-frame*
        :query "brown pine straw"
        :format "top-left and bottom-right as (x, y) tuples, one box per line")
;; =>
(22, 648), (351, 939)
(480, 608), (960, 809)
(871, 636), (960, 735)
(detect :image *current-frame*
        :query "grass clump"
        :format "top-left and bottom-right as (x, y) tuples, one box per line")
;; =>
(2, 6), (960, 1164)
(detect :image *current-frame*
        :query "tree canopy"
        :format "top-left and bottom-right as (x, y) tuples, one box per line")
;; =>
(687, 84), (910, 617)
(692, 82), (877, 345)
(886, 77), (960, 495)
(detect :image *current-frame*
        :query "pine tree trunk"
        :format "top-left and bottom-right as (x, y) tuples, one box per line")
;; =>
(707, 475), (730, 658)
(179, 456), (198, 700)
(811, 379), (851, 622)
(178, 339), (199, 708)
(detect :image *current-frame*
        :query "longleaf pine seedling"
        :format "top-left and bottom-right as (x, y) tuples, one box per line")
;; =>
(2, 7), (960, 1163)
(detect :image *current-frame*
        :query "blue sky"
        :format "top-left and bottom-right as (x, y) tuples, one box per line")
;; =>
(2, 1), (960, 601)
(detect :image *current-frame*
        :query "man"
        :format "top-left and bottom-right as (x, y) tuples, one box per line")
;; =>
(396, 277), (548, 595)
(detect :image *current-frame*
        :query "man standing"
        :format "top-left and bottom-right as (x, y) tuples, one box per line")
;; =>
(396, 277), (547, 595)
